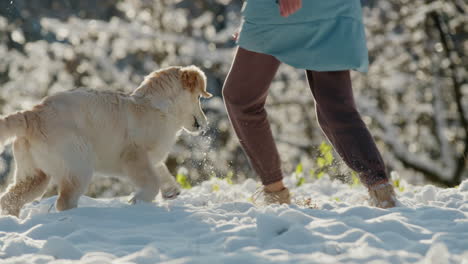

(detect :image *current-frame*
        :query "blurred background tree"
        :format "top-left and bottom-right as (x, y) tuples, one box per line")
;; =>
(355, 0), (467, 187)
(0, 0), (466, 197)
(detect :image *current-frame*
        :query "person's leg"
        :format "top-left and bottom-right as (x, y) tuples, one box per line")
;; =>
(223, 47), (285, 193)
(306, 70), (395, 207)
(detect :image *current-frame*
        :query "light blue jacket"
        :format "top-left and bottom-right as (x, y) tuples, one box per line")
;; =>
(237, 0), (369, 72)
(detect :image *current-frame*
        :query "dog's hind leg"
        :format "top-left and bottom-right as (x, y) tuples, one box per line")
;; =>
(49, 137), (94, 211)
(54, 149), (93, 212)
(0, 139), (50, 217)
(55, 172), (91, 211)
(122, 148), (160, 203)
(155, 163), (181, 200)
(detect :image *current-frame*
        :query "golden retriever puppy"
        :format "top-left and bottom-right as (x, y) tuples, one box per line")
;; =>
(0, 65), (212, 216)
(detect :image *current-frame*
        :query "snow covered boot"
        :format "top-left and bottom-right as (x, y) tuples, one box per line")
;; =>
(253, 187), (291, 205)
(368, 182), (397, 208)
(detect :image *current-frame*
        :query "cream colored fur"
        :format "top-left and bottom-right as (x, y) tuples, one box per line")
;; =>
(0, 65), (212, 216)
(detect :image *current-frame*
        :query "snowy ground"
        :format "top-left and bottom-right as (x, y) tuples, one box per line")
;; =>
(1, 174), (468, 264)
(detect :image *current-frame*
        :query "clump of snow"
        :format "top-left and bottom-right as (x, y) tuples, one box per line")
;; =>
(39, 236), (82, 260)
(256, 211), (291, 243)
(459, 180), (468, 192)
(1, 175), (467, 263)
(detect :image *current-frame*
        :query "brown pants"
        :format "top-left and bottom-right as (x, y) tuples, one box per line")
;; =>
(222, 47), (389, 188)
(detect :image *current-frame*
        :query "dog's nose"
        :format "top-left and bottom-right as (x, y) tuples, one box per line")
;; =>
(193, 117), (201, 129)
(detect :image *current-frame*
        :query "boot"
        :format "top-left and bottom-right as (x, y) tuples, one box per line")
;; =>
(368, 182), (397, 208)
(252, 187), (291, 205)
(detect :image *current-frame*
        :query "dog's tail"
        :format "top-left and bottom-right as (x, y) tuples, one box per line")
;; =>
(0, 112), (28, 150)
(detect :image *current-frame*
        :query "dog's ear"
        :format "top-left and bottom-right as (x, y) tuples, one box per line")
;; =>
(180, 66), (206, 94)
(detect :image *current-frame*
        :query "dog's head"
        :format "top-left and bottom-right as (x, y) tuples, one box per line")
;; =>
(177, 65), (212, 134)
(133, 66), (212, 134)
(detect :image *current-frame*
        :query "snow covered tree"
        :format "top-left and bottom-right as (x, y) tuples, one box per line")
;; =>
(353, 0), (467, 186)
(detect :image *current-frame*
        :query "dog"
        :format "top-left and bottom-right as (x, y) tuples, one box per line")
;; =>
(0, 65), (212, 216)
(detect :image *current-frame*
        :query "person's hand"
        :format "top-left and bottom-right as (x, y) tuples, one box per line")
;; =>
(232, 31), (239, 41)
(278, 0), (302, 17)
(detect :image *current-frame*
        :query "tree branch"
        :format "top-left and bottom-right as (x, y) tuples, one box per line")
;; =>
(430, 11), (468, 184)
(357, 96), (456, 186)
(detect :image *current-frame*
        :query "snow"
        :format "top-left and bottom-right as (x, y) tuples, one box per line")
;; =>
(1, 175), (468, 264)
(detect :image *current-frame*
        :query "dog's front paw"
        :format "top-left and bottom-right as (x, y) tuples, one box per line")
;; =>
(161, 186), (181, 200)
